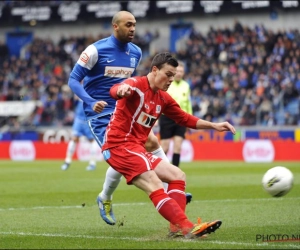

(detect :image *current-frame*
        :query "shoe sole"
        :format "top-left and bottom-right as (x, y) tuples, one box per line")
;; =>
(186, 220), (222, 239)
(196, 220), (222, 237)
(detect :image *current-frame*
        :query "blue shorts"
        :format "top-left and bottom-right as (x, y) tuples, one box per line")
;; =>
(87, 114), (112, 149)
(72, 117), (94, 140)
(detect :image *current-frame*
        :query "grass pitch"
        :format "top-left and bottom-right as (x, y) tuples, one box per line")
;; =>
(0, 160), (299, 249)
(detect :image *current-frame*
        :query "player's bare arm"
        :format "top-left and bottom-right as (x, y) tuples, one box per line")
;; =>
(92, 101), (108, 113)
(196, 119), (236, 135)
(116, 83), (131, 98)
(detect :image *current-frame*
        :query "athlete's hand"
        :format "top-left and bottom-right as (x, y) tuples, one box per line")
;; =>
(117, 84), (131, 98)
(92, 101), (108, 113)
(214, 122), (236, 134)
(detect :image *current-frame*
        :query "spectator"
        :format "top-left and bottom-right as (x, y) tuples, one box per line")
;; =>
(1, 21), (300, 128)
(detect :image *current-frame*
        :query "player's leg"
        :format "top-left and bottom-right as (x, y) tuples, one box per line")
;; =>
(172, 124), (186, 167)
(151, 116), (192, 204)
(154, 160), (221, 238)
(86, 139), (98, 171)
(158, 115), (174, 154)
(88, 115), (121, 225)
(154, 159), (188, 234)
(160, 138), (171, 154)
(133, 170), (197, 236)
(104, 145), (222, 238)
(84, 123), (98, 171)
(154, 116), (176, 190)
(172, 135), (184, 166)
(61, 136), (79, 170)
(61, 120), (81, 170)
(134, 170), (221, 239)
(61, 118), (83, 170)
(104, 145), (194, 234)
(145, 130), (169, 190)
(172, 124), (193, 204)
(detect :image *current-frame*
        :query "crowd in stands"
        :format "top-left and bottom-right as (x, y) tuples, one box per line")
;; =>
(0, 20), (300, 130)
(139, 20), (300, 126)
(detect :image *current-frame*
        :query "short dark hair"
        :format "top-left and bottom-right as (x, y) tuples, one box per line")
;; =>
(150, 52), (178, 70)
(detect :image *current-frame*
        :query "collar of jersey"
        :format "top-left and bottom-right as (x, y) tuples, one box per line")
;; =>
(110, 35), (129, 52)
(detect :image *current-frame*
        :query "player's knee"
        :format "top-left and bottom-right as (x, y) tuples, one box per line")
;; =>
(160, 140), (169, 153)
(174, 167), (186, 181)
(145, 134), (160, 152)
(173, 145), (182, 154)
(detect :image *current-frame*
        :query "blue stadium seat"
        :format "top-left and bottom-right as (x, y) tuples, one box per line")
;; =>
(275, 110), (285, 125)
(284, 99), (299, 116)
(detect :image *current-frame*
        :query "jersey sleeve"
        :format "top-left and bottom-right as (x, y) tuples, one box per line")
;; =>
(68, 44), (99, 107)
(77, 44), (98, 70)
(162, 93), (198, 129)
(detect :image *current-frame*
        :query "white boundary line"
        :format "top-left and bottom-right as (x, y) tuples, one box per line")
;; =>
(0, 197), (299, 212)
(0, 231), (299, 249)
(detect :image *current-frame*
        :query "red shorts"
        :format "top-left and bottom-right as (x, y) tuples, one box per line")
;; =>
(103, 143), (162, 184)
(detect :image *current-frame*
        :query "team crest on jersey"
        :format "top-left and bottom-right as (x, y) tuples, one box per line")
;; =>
(137, 111), (157, 128)
(144, 104), (149, 109)
(130, 58), (136, 67)
(156, 105), (161, 113)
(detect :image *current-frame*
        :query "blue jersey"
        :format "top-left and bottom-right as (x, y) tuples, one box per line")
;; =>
(68, 35), (142, 120)
(72, 100), (94, 140)
(74, 100), (86, 121)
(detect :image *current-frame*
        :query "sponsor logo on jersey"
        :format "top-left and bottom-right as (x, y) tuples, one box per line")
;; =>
(137, 111), (157, 128)
(79, 52), (89, 64)
(104, 66), (134, 78)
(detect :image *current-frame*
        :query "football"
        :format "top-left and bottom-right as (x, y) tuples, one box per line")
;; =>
(262, 166), (294, 197)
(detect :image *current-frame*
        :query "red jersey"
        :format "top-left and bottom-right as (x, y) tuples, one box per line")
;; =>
(102, 76), (199, 150)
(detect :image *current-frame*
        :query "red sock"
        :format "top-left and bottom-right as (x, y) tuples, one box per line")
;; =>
(149, 189), (193, 235)
(167, 180), (186, 212)
(167, 180), (187, 232)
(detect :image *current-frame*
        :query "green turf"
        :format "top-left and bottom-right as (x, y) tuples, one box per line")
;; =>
(0, 160), (299, 249)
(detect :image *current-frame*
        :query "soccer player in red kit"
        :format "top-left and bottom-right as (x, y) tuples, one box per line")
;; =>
(102, 52), (236, 238)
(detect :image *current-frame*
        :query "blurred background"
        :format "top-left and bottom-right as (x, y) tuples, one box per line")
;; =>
(1, 0), (300, 162)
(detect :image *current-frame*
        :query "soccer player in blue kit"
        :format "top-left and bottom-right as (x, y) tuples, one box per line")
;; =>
(68, 10), (190, 226)
(61, 99), (98, 171)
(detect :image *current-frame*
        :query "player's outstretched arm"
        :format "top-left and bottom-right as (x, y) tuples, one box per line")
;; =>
(110, 83), (132, 99)
(196, 120), (236, 135)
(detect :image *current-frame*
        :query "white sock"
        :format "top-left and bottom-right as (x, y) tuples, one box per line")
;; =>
(100, 166), (122, 200)
(65, 140), (76, 164)
(89, 140), (98, 166)
(151, 146), (169, 191)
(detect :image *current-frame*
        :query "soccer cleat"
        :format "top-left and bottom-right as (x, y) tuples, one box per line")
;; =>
(86, 165), (96, 171)
(185, 218), (222, 239)
(167, 230), (184, 238)
(96, 196), (116, 225)
(168, 230), (208, 239)
(61, 163), (70, 171)
(186, 192), (192, 204)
